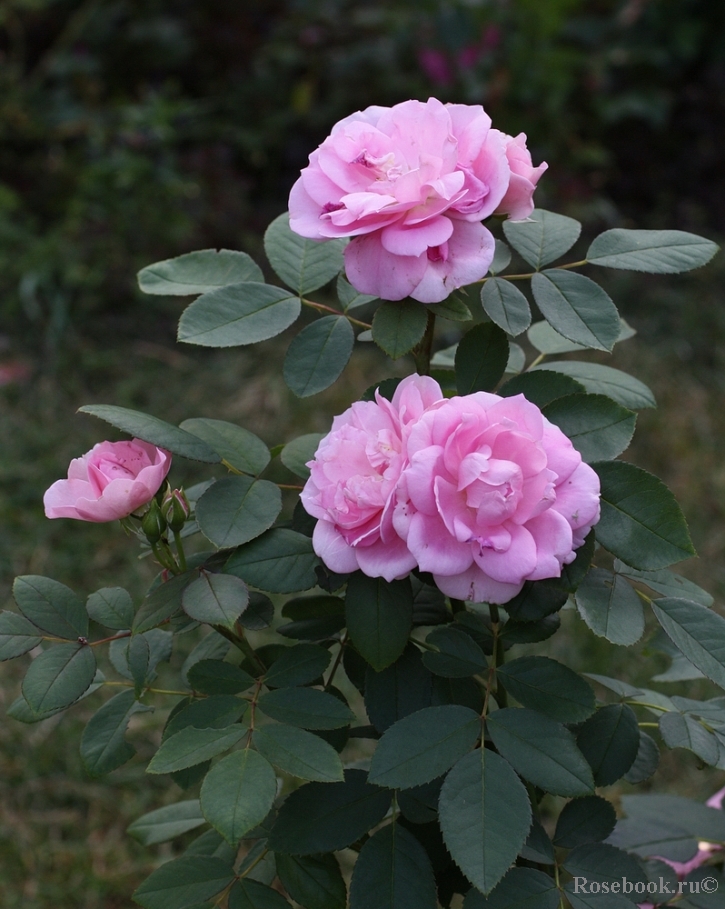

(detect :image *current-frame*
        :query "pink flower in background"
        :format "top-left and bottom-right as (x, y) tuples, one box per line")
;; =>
(289, 98), (545, 303)
(44, 439), (171, 522)
(495, 132), (548, 221)
(301, 374), (443, 581)
(393, 392), (600, 603)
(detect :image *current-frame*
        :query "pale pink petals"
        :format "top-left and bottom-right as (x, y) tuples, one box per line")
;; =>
(344, 233), (427, 301)
(495, 132), (548, 221)
(409, 220), (496, 304)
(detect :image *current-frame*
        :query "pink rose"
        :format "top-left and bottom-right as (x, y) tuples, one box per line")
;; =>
(393, 392), (600, 603)
(301, 374), (443, 581)
(289, 98), (541, 303)
(495, 132), (548, 221)
(44, 439), (171, 523)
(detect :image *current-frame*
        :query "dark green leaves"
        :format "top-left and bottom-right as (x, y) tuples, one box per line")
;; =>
(587, 229), (718, 273)
(543, 394), (636, 462)
(372, 301), (428, 359)
(594, 461), (695, 570)
(253, 723), (344, 782)
(0, 611), (43, 660)
(575, 569), (645, 645)
(534, 362), (656, 410)
(180, 419), (270, 475)
(439, 748), (531, 895)
(138, 249), (263, 295)
(280, 434), (324, 479)
(229, 880), (293, 909)
(554, 796), (617, 848)
(225, 529), (319, 594)
(464, 868), (560, 909)
(263, 644), (331, 688)
(269, 769), (392, 854)
(196, 477), (282, 549)
(455, 323), (509, 394)
(345, 574), (413, 671)
(86, 587), (134, 631)
(147, 725), (247, 774)
(13, 575), (88, 639)
(257, 687), (354, 729)
(177, 283), (301, 347)
(486, 708), (594, 797)
(422, 627), (487, 678)
(133, 856), (236, 909)
(496, 656), (595, 723)
(651, 597), (725, 690)
(81, 689), (148, 776)
(349, 824), (437, 909)
(503, 209), (581, 269)
(480, 279), (531, 336)
(78, 404), (220, 462)
(562, 843), (647, 904)
(200, 748), (277, 843)
(127, 800), (207, 846)
(181, 572), (249, 629)
(284, 316), (354, 396)
(369, 705), (481, 789)
(531, 271), (620, 352)
(276, 853), (346, 909)
(576, 704), (640, 786)
(265, 212), (346, 294)
(22, 643), (97, 714)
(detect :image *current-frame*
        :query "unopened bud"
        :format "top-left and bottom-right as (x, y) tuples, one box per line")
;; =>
(141, 498), (166, 544)
(162, 488), (190, 533)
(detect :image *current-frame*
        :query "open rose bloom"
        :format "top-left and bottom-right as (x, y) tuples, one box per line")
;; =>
(44, 439), (171, 523)
(289, 98), (546, 303)
(302, 375), (600, 603)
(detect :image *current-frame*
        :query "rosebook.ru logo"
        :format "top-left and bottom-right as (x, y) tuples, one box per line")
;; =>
(572, 876), (719, 897)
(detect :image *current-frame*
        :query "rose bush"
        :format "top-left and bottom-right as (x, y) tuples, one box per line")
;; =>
(43, 438), (171, 522)
(288, 97), (545, 303)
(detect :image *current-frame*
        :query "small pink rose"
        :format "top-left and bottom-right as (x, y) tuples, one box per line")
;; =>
(300, 374), (443, 581)
(393, 392), (600, 603)
(43, 439), (171, 523)
(495, 132), (548, 221)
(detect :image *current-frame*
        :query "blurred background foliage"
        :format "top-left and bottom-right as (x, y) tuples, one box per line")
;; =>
(1, 1), (725, 906)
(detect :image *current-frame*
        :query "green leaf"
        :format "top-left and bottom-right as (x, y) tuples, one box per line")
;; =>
(240, 592), (275, 631)
(78, 404), (220, 462)
(345, 573), (413, 671)
(147, 725), (247, 774)
(533, 362), (656, 410)
(276, 853), (346, 909)
(480, 278), (531, 336)
(253, 723), (344, 782)
(138, 249), (263, 295)
(463, 868), (560, 909)
(650, 597), (725, 690)
(369, 705), (481, 790)
(489, 240), (512, 275)
(372, 300), (428, 359)
(263, 643), (331, 688)
(81, 689), (148, 776)
(365, 644), (433, 733)
(196, 477), (281, 549)
(187, 660), (256, 695)
(587, 229), (719, 273)
(574, 569), (645, 645)
(349, 823), (437, 909)
(164, 695), (247, 740)
(133, 571), (196, 633)
(269, 769), (392, 854)
(133, 856), (235, 909)
(614, 561), (713, 607)
(428, 296), (473, 322)
(225, 529), (319, 594)
(229, 879), (292, 909)
(278, 596), (345, 641)
(284, 316), (354, 397)
(179, 419), (270, 475)
(527, 320), (588, 355)
(177, 282), (301, 347)
(498, 369), (586, 408)
(623, 731), (660, 784)
(531, 270), (620, 352)
(659, 711), (719, 764)
(22, 643), (97, 714)
(0, 611), (42, 661)
(594, 461), (695, 570)
(543, 394), (636, 462)
(439, 748), (531, 895)
(505, 580), (568, 622)
(422, 627), (487, 678)
(554, 796), (617, 848)
(128, 800), (206, 846)
(576, 704), (640, 786)
(496, 656), (595, 723)
(200, 748), (276, 843)
(486, 708), (594, 797)
(337, 274), (377, 312)
(13, 575), (88, 639)
(455, 322), (509, 394)
(182, 572), (249, 630)
(265, 212), (346, 294)
(280, 434), (325, 480)
(563, 842), (648, 900)
(257, 687), (354, 729)
(503, 209), (582, 269)
(86, 588), (134, 631)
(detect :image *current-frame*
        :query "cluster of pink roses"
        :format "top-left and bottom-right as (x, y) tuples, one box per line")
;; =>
(301, 375), (601, 604)
(289, 98), (546, 304)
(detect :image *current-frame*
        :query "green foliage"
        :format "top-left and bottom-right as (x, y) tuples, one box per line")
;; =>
(284, 316), (354, 397)
(200, 748), (277, 843)
(264, 214), (346, 296)
(496, 656), (595, 723)
(138, 250), (264, 296)
(543, 393), (636, 462)
(179, 420), (271, 475)
(196, 477), (282, 549)
(575, 569), (646, 645)
(455, 323), (509, 394)
(181, 573), (249, 630)
(256, 687), (354, 729)
(372, 301), (429, 359)
(587, 230), (719, 273)
(225, 529), (319, 593)
(530, 271), (620, 351)
(133, 856), (236, 909)
(480, 278), (532, 336)
(503, 210), (582, 269)
(345, 574), (413, 671)
(253, 723), (344, 782)
(275, 853), (346, 909)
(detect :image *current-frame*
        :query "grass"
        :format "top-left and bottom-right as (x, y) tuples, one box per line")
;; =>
(2, 264), (725, 906)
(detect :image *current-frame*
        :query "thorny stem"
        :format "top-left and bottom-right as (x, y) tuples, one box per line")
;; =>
(173, 530), (187, 572)
(478, 259), (589, 284)
(102, 680), (194, 697)
(301, 297), (371, 330)
(220, 460), (303, 491)
(527, 353), (547, 371)
(214, 623), (267, 674)
(238, 847), (269, 880)
(90, 630), (132, 647)
(412, 311), (436, 376)
(325, 632), (348, 691)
